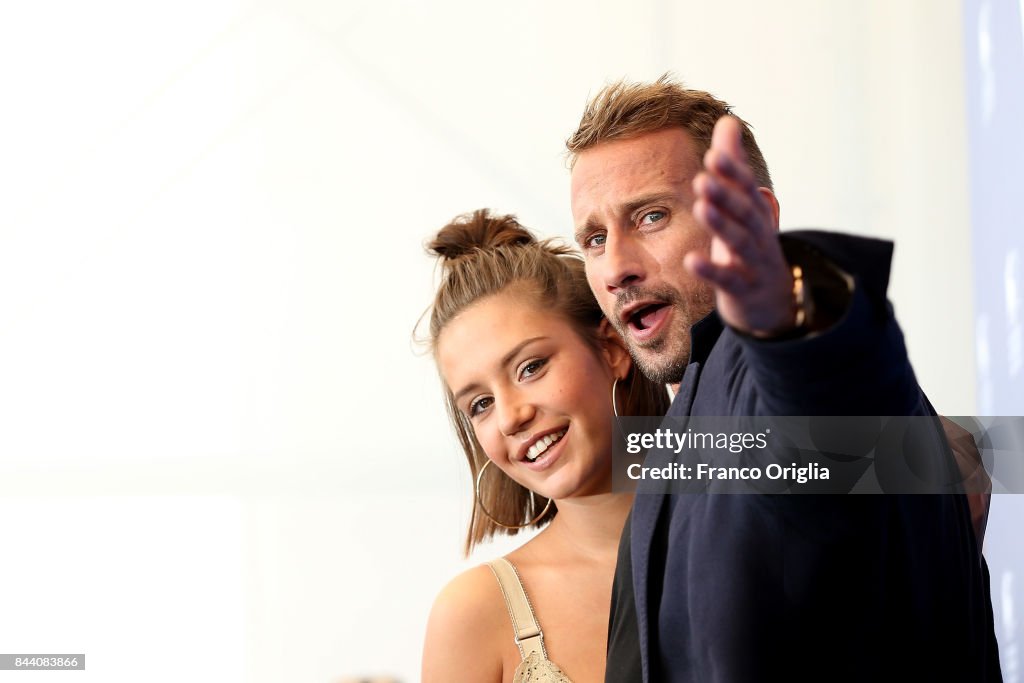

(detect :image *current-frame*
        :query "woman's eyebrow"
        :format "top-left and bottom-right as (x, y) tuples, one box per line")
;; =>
(451, 336), (549, 403)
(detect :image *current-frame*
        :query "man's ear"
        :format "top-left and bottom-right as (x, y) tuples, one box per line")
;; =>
(597, 318), (632, 380)
(758, 187), (781, 232)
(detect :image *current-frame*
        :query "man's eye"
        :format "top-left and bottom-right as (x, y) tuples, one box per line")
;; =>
(584, 233), (607, 249)
(640, 210), (665, 225)
(469, 396), (493, 416)
(519, 358), (548, 380)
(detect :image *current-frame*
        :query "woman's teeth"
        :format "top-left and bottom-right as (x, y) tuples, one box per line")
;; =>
(525, 429), (567, 462)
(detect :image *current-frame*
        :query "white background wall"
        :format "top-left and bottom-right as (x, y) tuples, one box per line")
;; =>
(0, 1), (990, 681)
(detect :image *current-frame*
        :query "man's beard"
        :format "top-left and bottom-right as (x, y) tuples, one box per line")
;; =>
(611, 283), (715, 385)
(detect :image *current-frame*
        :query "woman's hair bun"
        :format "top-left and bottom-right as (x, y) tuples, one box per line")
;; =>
(427, 209), (536, 263)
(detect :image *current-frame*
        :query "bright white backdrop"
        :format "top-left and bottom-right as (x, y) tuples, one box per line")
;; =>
(0, 1), (990, 681)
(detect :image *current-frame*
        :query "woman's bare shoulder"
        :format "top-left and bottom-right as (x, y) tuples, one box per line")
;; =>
(422, 563), (511, 682)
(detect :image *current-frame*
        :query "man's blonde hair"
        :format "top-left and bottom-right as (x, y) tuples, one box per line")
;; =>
(566, 74), (773, 190)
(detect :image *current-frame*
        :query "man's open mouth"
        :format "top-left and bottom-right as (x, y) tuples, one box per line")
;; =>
(626, 303), (670, 332)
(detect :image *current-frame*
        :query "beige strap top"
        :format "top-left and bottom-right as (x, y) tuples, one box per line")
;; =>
(487, 558), (573, 683)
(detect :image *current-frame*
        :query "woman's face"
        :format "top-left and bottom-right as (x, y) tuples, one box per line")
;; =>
(437, 289), (626, 501)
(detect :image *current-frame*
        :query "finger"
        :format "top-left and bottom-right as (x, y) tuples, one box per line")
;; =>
(704, 146), (764, 200)
(702, 149), (773, 238)
(707, 117), (771, 212)
(683, 251), (751, 296)
(692, 196), (753, 260)
(693, 173), (770, 254)
(711, 115), (749, 166)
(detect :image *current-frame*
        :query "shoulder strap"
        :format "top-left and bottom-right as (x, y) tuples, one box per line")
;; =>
(487, 558), (547, 661)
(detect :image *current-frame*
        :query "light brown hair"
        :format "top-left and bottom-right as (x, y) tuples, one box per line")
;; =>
(566, 74), (773, 190)
(426, 209), (670, 555)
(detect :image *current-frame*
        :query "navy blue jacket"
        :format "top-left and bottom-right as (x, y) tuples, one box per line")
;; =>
(607, 232), (1000, 682)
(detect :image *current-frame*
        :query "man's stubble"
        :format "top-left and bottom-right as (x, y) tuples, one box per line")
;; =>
(611, 282), (715, 386)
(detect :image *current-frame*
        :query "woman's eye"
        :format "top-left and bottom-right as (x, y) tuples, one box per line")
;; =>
(519, 358), (548, 380)
(640, 210), (665, 226)
(469, 396), (493, 417)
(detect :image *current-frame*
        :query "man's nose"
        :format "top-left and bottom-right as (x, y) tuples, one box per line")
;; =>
(603, 232), (645, 293)
(497, 390), (536, 439)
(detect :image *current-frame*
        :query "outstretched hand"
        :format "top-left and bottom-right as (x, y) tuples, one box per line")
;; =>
(686, 116), (795, 338)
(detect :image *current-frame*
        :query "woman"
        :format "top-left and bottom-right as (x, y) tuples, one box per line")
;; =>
(420, 209), (669, 682)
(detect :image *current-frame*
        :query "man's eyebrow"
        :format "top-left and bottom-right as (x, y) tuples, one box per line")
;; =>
(451, 336), (548, 403)
(622, 192), (676, 216)
(574, 219), (601, 245)
(573, 193), (678, 245)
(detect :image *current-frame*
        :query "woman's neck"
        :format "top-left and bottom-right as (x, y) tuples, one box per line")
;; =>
(534, 492), (633, 566)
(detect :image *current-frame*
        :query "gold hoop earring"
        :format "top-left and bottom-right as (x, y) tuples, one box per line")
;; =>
(475, 460), (553, 529)
(612, 377), (623, 418)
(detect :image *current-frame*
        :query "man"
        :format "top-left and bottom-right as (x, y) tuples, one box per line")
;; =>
(567, 76), (999, 681)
